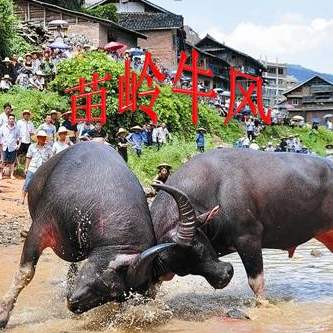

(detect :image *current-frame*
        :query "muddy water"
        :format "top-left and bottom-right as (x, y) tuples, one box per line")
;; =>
(0, 240), (332, 333)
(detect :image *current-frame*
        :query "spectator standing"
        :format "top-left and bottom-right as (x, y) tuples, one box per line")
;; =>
(50, 110), (60, 131)
(40, 51), (56, 85)
(78, 121), (94, 137)
(246, 117), (255, 141)
(141, 124), (148, 146)
(1, 57), (15, 80)
(0, 114), (21, 180)
(52, 126), (71, 155)
(159, 123), (171, 146)
(146, 123), (154, 146)
(31, 51), (41, 74)
(23, 53), (34, 75)
(116, 128), (129, 162)
(127, 126), (143, 157)
(152, 124), (159, 149)
(61, 111), (77, 143)
(22, 130), (52, 204)
(17, 110), (35, 158)
(37, 114), (56, 147)
(0, 74), (12, 92)
(0, 103), (12, 128)
(11, 55), (22, 81)
(196, 128), (206, 153)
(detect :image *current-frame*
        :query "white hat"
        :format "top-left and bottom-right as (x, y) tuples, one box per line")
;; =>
(3, 74), (11, 80)
(36, 70), (44, 76)
(57, 126), (68, 134)
(36, 130), (47, 137)
(2, 57), (10, 62)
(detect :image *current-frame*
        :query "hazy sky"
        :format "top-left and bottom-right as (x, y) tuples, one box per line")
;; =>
(152, 0), (333, 73)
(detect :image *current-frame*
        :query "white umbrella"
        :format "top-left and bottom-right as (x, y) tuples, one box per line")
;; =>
(323, 114), (333, 119)
(48, 20), (69, 27)
(292, 115), (304, 121)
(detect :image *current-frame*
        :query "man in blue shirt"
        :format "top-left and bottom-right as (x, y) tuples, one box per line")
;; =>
(127, 126), (143, 157)
(196, 127), (206, 153)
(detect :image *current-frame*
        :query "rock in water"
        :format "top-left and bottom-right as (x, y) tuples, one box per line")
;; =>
(311, 249), (323, 257)
(226, 308), (250, 320)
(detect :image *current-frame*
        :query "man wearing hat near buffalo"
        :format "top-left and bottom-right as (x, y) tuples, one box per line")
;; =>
(196, 127), (206, 153)
(22, 130), (52, 204)
(17, 110), (35, 159)
(116, 128), (129, 162)
(153, 163), (172, 185)
(37, 114), (56, 147)
(52, 126), (72, 155)
(127, 125), (143, 157)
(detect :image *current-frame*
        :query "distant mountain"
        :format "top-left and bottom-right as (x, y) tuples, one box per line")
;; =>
(287, 64), (333, 83)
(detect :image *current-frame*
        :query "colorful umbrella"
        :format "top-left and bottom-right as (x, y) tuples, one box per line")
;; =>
(104, 41), (127, 52)
(48, 40), (70, 49)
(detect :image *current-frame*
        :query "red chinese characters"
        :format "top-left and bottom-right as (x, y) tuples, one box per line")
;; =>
(225, 67), (271, 125)
(172, 49), (217, 126)
(65, 72), (111, 125)
(118, 52), (166, 124)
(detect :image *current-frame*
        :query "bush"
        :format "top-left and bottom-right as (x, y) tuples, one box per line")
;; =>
(0, 87), (68, 125)
(49, 51), (240, 139)
(0, 0), (17, 58)
(83, 4), (118, 22)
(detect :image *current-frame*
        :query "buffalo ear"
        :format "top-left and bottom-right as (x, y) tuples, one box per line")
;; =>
(197, 205), (220, 227)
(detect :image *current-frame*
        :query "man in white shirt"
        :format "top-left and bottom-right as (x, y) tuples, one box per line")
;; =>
(158, 123), (171, 145)
(0, 103), (12, 128)
(0, 114), (21, 179)
(17, 110), (35, 158)
(52, 126), (71, 155)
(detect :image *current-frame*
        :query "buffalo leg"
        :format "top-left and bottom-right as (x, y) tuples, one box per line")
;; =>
(0, 228), (42, 329)
(236, 236), (265, 302)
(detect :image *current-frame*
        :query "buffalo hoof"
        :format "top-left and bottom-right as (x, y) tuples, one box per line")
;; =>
(226, 309), (250, 320)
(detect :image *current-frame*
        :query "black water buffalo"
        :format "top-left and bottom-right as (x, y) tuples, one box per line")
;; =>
(0, 142), (179, 329)
(151, 148), (333, 301)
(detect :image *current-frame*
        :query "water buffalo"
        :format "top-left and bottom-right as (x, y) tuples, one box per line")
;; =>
(0, 142), (178, 329)
(151, 148), (333, 301)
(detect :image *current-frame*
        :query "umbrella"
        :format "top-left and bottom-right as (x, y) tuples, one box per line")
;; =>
(48, 20), (69, 27)
(285, 104), (295, 110)
(104, 41), (127, 52)
(323, 114), (333, 119)
(292, 115), (304, 121)
(312, 118), (320, 124)
(128, 48), (144, 56)
(48, 40), (70, 49)
(222, 91), (231, 97)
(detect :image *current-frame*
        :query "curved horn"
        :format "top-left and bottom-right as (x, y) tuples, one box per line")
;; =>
(152, 183), (197, 246)
(127, 243), (176, 289)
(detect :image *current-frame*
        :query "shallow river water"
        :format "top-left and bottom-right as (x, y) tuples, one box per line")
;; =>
(0, 240), (332, 333)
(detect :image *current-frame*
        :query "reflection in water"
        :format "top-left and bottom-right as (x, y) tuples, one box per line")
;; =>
(0, 240), (332, 333)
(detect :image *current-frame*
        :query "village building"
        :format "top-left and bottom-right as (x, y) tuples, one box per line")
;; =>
(282, 75), (333, 122)
(261, 61), (298, 107)
(88, 0), (185, 70)
(195, 34), (266, 77)
(14, 0), (146, 48)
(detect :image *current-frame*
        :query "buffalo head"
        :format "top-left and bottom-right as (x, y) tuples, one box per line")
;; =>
(67, 243), (175, 314)
(152, 184), (234, 290)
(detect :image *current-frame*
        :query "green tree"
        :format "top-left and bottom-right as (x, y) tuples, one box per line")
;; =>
(39, 0), (84, 10)
(0, 0), (16, 59)
(84, 4), (118, 22)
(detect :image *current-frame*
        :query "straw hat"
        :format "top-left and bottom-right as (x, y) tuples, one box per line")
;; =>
(25, 53), (32, 58)
(36, 130), (47, 137)
(131, 125), (142, 131)
(22, 109), (31, 115)
(50, 110), (58, 115)
(116, 128), (127, 136)
(62, 111), (72, 117)
(57, 126), (68, 134)
(157, 163), (172, 170)
(2, 57), (10, 63)
(325, 144), (333, 149)
(197, 127), (207, 132)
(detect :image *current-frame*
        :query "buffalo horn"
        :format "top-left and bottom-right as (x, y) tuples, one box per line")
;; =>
(152, 183), (197, 246)
(127, 243), (176, 289)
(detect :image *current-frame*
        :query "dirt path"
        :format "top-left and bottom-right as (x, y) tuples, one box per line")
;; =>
(0, 178), (30, 246)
